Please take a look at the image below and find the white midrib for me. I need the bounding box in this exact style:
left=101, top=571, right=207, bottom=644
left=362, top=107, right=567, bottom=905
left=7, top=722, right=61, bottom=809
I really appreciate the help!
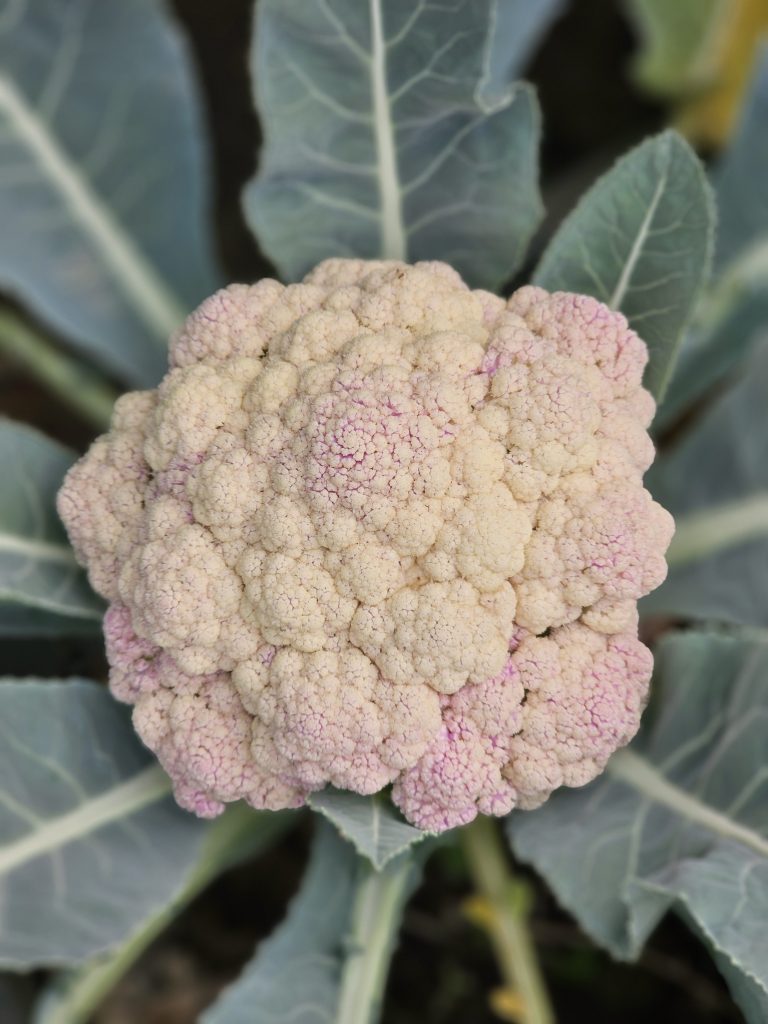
left=0, top=75, right=186, bottom=340
left=667, top=493, right=768, bottom=567
left=0, top=764, right=171, bottom=877
left=608, top=166, right=668, bottom=310
left=369, top=0, right=407, bottom=261
left=0, top=530, right=79, bottom=565
left=608, top=749, right=768, bottom=858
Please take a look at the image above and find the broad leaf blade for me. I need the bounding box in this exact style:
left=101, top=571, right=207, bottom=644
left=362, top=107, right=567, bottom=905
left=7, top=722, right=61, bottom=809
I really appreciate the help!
left=534, top=130, right=714, bottom=399
left=712, top=47, right=768, bottom=273
left=203, top=821, right=419, bottom=1024
left=309, top=788, right=426, bottom=869
left=0, top=420, right=103, bottom=628
left=0, top=679, right=207, bottom=968
left=0, top=0, right=220, bottom=386
left=246, top=0, right=545, bottom=290
left=508, top=630, right=768, bottom=1017
left=658, top=50, right=768, bottom=427
left=35, top=806, right=294, bottom=1024
left=645, top=339, right=768, bottom=627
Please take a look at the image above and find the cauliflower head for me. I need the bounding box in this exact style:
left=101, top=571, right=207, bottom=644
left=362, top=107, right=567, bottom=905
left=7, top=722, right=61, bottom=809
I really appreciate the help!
left=57, top=259, right=673, bottom=832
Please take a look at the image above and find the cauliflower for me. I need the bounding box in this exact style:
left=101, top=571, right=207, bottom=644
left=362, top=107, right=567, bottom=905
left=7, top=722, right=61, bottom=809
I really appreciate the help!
left=57, top=259, right=674, bottom=832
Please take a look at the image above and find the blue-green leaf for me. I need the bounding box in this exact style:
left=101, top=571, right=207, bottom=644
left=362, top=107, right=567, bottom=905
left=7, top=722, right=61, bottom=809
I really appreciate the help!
left=0, top=420, right=103, bottom=629
left=246, top=0, right=546, bottom=290
left=309, top=788, right=426, bottom=869
left=508, top=630, right=768, bottom=1023
left=34, top=806, right=294, bottom=1024
left=645, top=339, right=768, bottom=627
left=203, top=821, right=420, bottom=1024
left=712, top=47, right=768, bottom=274
left=0, top=679, right=207, bottom=968
left=534, top=130, right=714, bottom=399
left=0, top=0, right=221, bottom=386
left=658, top=49, right=768, bottom=427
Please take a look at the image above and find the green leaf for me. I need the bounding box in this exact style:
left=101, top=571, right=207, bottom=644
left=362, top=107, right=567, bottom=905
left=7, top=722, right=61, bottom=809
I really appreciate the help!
left=712, top=47, right=768, bottom=273
left=0, top=420, right=104, bottom=629
left=309, top=788, right=426, bottom=869
left=203, top=820, right=420, bottom=1024
left=0, top=678, right=208, bottom=968
left=623, top=0, right=728, bottom=97
left=533, top=130, right=715, bottom=399
left=0, top=0, right=221, bottom=386
left=34, top=806, right=294, bottom=1024
left=246, top=0, right=546, bottom=290
left=645, top=339, right=768, bottom=627
left=658, top=49, right=768, bottom=428
left=508, top=630, right=768, bottom=1021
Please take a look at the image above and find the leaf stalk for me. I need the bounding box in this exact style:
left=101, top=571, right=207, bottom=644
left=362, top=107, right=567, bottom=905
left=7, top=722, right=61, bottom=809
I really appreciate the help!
left=461, top=815, right=555, bottom=1024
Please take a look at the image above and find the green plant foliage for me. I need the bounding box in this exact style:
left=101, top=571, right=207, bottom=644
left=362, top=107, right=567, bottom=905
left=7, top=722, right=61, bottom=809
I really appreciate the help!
left=34, top=806, right=294, bottom=1024
left=713, top=47, right=768, bottom=271
left=203, top=820, right=420, bottom=1024
left=659, top=50, right=768, bottom=428
left=0, top=679, right=208, bottom=968
left=623, top=0, right=728, bottom=97
left=645, top=339, right=768, bottom=627
left=534, top=130, right=715, bottom=399
left=0, top=420, right=103, bottom=630
left=308, top=788, right=427, bottom=869
left=245, top=0, right=552, bottom=289
left=0, top=0, right=221, bottom=386
left=508, top=630, right=768, bottom=1022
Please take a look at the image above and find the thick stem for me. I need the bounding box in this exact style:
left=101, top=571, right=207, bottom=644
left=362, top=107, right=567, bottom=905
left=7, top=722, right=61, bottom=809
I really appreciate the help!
left=0, top=310, right=117, bottom=431
left=336, top=853, right=415, bottom=1024
left=461, top=815, right=555, bottom=1024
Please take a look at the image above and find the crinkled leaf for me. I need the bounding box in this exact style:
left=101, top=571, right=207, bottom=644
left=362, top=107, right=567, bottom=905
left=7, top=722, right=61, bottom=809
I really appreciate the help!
left=534, top=130, right=714, bottom=399
left=309, top=788, right=426, bottom=869
left=623, top=0, right=728, bottom=97
left=0, top=420, right=104, bottom=629
left=0, top=0, right=220, bottom=386
left=203, top=820, right=419, bottom=1024
left=246, top=0, right=545, bottom=290
left=0, top=678, right=207, bottom=968
left=508, top=630, right=768, bottom=1019
left=645, top=339, right=768, bottom=627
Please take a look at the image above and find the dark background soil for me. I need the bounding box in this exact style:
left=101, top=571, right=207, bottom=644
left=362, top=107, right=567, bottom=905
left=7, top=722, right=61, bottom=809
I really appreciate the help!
left=0, top=1, right=742, bottom=1021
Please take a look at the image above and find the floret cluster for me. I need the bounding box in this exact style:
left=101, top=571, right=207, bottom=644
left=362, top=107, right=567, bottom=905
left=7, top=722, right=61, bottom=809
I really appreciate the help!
left=58, top=259, right=673, bottom=831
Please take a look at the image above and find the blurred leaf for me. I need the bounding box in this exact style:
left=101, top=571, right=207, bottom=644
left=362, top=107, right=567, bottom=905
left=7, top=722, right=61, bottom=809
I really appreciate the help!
left=0, top=420, right=104, bottom=629
left=0, top=0, right=221, bottom=386
left=0, top=678, right=208, bottom=968
left=34, top=806, right=294, bottom=1024
left=624, top=0, right=728, bottom=96
left=657, top=52, right=768, bottom=428
left=645, top=339, right=768, bottom=627
left=624, top=0, right=768, bottom=148
left=246, top=0, right=547, bottom=289
left=309, top=788, right=426, bottom=869
left=534, top=131, right=714, bottom=399
left=713, top=47, right=768, bottom=272
left=0, top=602, right=99, bottom=637
left=203, top=820, right=420, bottom=1024
left=508, top=630, right=768, bottom=1023
left=674, top=0, right=768, bottom=148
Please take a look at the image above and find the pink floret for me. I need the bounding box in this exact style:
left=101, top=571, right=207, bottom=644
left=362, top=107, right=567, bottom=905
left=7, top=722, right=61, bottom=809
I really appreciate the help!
left=56, top=258, right=672, bottom=834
